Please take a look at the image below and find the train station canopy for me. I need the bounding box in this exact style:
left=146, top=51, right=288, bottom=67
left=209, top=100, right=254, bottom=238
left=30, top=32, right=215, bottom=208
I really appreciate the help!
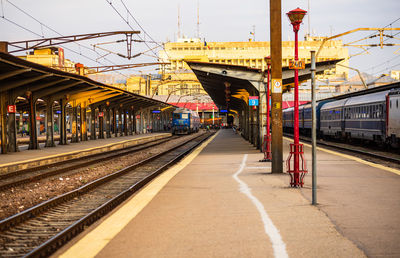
left=186, top=60, right=341, bottom=111
left=0, top=52, right=172, bottom=111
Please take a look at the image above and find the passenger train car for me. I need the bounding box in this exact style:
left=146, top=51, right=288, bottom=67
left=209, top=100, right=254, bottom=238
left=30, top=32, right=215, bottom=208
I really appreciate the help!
left=172, top=108, right=200, bottom=135
left=283, top=88, right=400, bottom=148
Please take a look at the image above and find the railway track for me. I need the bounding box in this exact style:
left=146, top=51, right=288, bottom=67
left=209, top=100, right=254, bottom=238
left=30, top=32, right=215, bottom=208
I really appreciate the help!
left=0, top=136, right=178, bottom=191
left=284, top=133, right=400, bottom=164
left=0, top=132, right=214, bottom=257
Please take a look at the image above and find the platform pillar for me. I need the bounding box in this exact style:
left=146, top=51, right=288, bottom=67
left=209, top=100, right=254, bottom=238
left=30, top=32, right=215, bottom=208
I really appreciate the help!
left=59, top=98, right=68, bottom=145
left=6, top=93, right=18, bottom=152
left=70, top=101, right=78, bottom=143
left=0, top=92, right=8, bottom=154
left=123, top=109, right=128, bottom=136
left=90, top=105, right=96, bottom=140
left=106, top=107, right=112, bottom=138
left=270, top=0, right=283, bottom=173
left=80, top=103, right=87, bottom=141
left=27, top=92, right=39, bottom=150
left=112, top=108, right=117, bottom=137
left=118, top=108, right=123, bottom=136
left=45, top=98, right=55, bottom=147
left=98, top=106, right=104, bottom=139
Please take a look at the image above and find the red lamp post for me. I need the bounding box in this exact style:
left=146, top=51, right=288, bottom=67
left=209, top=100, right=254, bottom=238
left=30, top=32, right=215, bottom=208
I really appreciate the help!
left=286, top=8, right=308, bottom=187
left=260, top=56, right=272, bottom=162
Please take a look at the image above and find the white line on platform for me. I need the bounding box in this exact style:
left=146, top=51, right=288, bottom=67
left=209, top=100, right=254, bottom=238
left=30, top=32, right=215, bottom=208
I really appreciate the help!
left=233, top=154, right=288, bottom=258
left=246, top=166, right=271, bottom=169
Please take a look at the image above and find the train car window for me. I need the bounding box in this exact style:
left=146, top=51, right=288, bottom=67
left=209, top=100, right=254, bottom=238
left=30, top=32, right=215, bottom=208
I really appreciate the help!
left=173, top=114, right=180, bottom=119
left=390, top=100, right=392, bottom=109
left=182, top=114, right=189, bottom=119
left=397, top=100, right=399, bottom=108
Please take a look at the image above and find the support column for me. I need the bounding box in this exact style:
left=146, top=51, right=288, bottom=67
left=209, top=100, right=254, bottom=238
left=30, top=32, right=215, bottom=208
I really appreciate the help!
left=59, top=98, right=68, bottom=145
left=133, top=110, right=137, bottom=134
left=99, top=106, right=104, bottom=139
left=71, top=102, right=79, bottom=143
left=90, top=106, right=96, bottom=140
left=81, top=103, right=88, bottom=141
left=119, top=108, right=123, bottom=136
left=0, top=92, right=8, bottom=154
left=113, top=108, right=118, bottom=137
left=245, top=105, right=250, bottom=141
left=27, top=92, right=38, bottom=150
left=270, top=0, right=283, bottom=173
left=45, top=98, right=55, bottom=147
left=7, top=93, right=18, bottom=152
left=106, top=107, right=112, bottom=138
left=259, top=81, right=267, bottom=152
left=123, top=109, right=128, bottom=136
left=129, top=108, right=133, bottom=135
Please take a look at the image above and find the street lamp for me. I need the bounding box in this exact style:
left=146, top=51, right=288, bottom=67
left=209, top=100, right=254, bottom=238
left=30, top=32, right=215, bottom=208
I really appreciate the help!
left=286, top=7, right=307, bottom=187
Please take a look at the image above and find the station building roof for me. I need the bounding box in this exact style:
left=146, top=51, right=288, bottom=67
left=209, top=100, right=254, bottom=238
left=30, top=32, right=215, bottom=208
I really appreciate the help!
left=186, top=60, right=341, bottom=112
left=0, top=52, right=172, bottom=111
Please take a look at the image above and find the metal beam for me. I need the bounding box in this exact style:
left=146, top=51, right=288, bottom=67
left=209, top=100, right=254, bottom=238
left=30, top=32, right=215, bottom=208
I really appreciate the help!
left=0, top=74, right=52, bottom=92
left=35, top=81, right=84, bottom=98
left=8, top=31, right=140, bottom=54
left=0, top=68, right=31, bottom=80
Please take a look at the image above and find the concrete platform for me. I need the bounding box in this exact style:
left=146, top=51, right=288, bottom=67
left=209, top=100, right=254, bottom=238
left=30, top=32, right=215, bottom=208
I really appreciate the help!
left=54, top=129, right=400, bottom=258
left=0, top=133, right=171, bottom=174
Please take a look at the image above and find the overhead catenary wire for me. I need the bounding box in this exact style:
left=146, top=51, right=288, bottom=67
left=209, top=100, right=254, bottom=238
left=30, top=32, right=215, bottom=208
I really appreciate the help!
left=2, top=0, right=132, bottom=77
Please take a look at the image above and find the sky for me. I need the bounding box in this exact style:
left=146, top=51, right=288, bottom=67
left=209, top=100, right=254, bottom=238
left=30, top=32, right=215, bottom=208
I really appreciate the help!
left=0, top=0, right=399, bottom=78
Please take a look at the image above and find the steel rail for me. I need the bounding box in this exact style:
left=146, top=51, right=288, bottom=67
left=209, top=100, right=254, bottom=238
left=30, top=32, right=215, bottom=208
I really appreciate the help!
left=0, top=132, right=214, bottom=257
left=284, top=133, right=400, bottom=164
left=0, top=136, right=176, bottom=191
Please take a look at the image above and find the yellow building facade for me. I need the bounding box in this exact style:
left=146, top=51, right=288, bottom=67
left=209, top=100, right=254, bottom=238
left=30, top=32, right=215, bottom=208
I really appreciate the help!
left=159, top=36, right=349, bottom=79
left=152, top=36, right=349, bottom=97
left=19, top=47, right=77, bottom=73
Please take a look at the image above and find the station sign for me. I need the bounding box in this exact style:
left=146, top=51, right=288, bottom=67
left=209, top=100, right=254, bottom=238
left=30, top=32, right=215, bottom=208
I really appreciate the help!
left=152, top=110, right=161, bottom=114
left=98, top=112, right=104, bottom=117
left=249, top=96, right=259, bottom=106
left=289, top=60, right=305, bottom=70
left=219, top=109, right=228, bottom=113
left=7, top=105, right=16, bottom=113
left=271, top=79, right=282, bottom=93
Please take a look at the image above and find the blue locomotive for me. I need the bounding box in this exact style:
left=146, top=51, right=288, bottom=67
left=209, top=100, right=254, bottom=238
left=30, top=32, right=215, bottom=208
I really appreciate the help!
left=172, top=108, right=200, bottom=135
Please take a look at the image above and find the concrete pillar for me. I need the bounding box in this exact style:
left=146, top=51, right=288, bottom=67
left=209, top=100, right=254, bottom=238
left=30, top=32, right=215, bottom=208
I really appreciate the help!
left=128, top=108, right=133, bottom=135
left=133, top=110, right=137, bottom=134
left=27, top=93, right=39, bottom=150
left=123, top=109, right=128, bottom=136
left=0, top=92, right=8, bottom=154
left=59, top=98, right=68, bottom=145
left=99, top=106, right=104, bottom=139
left=106, top=107, right=112, bottom=138
left=71, top=102, right=79, bottom=143
left=90, top=106, right=96, bottom=140
left=7, top=94, right=18, bottom=152
left=81, top=103, right=88, bottom=141
left=118, top=109, right=123, bottom=136
left=45, top=98, right=55, bottom=147
left=113, top=108, right=118, bottom=137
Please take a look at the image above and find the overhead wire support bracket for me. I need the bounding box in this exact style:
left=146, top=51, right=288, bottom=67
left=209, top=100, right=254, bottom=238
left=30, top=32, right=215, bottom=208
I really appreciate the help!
left=84, top=62, right=169, bottom=75
left=7, top=31, right=140, bottom=54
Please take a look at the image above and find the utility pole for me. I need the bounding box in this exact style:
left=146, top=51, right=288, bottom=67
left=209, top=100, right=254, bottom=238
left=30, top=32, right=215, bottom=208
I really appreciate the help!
left=270, top=0, right=283, bottom=173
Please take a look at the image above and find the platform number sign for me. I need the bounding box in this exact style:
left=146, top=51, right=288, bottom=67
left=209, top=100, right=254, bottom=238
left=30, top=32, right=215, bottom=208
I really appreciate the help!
left=289, top=60, right=305, bottom=70
left=7, top=105, right=16, bottom=113
left=249, top=96, right=259, bottom=106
